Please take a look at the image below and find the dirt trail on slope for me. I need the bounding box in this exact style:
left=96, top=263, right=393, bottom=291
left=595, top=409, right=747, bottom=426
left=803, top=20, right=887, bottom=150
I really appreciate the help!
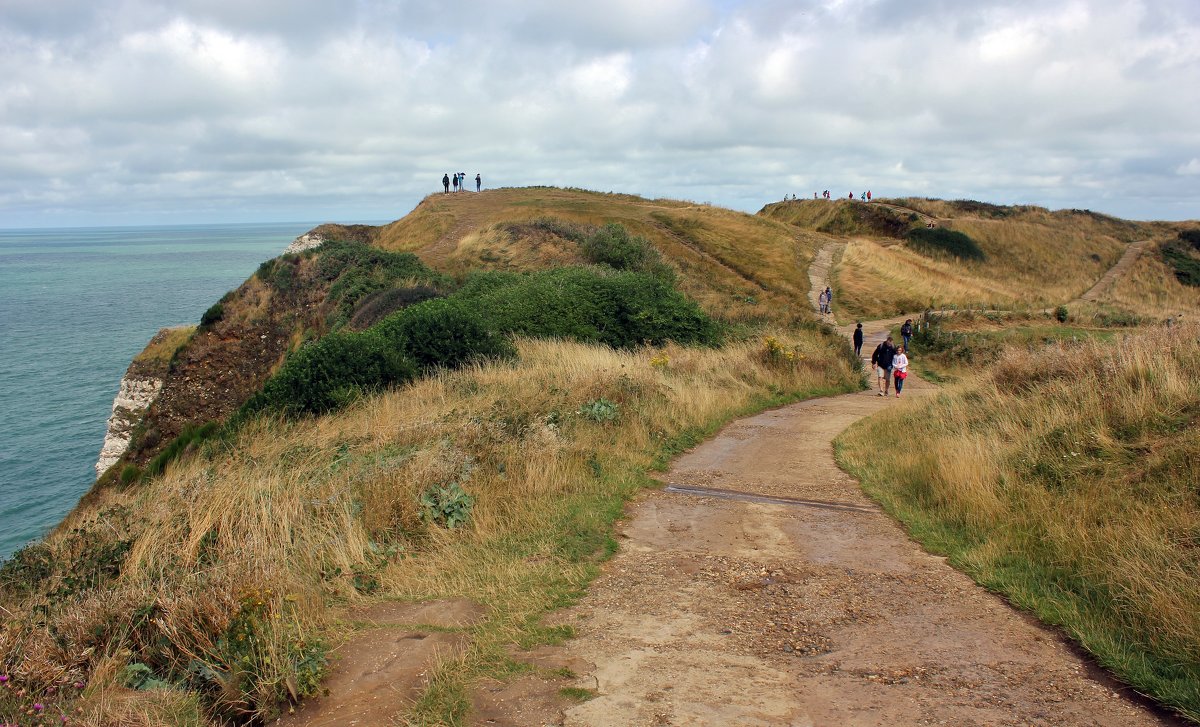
left=523, top=322, right=1177, bottom=727
left=1075, top=239, right=1150, bottom=305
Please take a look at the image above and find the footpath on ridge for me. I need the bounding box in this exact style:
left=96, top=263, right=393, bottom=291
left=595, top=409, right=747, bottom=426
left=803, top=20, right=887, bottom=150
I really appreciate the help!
left=513, top=247, right=1176, bottom=726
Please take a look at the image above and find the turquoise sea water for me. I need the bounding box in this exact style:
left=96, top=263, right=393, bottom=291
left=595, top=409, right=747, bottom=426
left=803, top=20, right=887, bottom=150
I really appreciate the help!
left=0, top=222, right=322, bottom=561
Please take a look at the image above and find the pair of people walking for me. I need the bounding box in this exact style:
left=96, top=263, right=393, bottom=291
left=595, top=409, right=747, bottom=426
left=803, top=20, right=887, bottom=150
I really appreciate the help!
left=870, top=335, right=909, bottom=398
left=818, top=286, right=833, bottom=315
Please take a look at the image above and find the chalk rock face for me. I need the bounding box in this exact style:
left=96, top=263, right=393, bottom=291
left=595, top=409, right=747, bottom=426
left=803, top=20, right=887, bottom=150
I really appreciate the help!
left=95, top=376, right=163, bottom=477
left=284, top=232, right=326, bottom=255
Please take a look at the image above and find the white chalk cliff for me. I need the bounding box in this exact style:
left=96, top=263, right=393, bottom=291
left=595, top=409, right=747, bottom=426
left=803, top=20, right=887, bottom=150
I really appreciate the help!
left=95, top=376, right=162, bottom=477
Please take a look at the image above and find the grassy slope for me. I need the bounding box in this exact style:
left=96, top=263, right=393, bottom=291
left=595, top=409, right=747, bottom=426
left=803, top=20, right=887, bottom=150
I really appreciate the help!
left=836, top=325, right=1200, bottom=721
left=381, top=187, right=826, bottom=326
left=0, top=189, right=862, bottom=725
left=760, top=199, right=1160, bottom=319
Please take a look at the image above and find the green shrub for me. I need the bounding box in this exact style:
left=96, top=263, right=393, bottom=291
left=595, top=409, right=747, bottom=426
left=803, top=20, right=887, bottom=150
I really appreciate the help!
left=579, top=398, right=620, bottom=423
left=348, top=285, right=440, bottom=330
left=905, top=227, right=986, bottom=261
left=199, top=302, right=224, bottom=328
left=580, top=223, right=675, bottom=283
left=455, top=268, right=720, bottom=349
left=244, top=331, right=417, bottom=417
left=120, top=463, right=143, bottom=485
left=1161, top=237, right=1200, bottom=287
left=1054, top=305, right=1069, bottom=323
left=419, top=482, right=475, bottom=529
left=144, top=422, right=221, bottom=479
left=374, top=299, right=515, bottom=372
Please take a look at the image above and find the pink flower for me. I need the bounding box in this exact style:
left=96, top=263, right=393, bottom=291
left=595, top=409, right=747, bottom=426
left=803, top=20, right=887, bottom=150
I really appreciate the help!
left=0, top=674, right=8, bottom=682
left=34, top=702, right=45, bottom=710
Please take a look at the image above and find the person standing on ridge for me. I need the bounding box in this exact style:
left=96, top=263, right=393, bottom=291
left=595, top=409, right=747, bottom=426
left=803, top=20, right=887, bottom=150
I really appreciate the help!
left=900, top=319, right=913, bottom=350
left=452, top=173, right=459, bottom=192
left=867, top=190, right=872, bottom=202
left=870, top=336, right=897, bottom=396
left=853, top=323, right=864, bottom=358
left=442, top=173, right=450, bottom=193
left=475, top=173, right=481, bottom=192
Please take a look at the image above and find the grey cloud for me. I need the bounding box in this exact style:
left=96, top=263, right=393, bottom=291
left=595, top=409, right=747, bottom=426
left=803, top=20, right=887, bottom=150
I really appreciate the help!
left=0, top=0, right=1198, bottom=227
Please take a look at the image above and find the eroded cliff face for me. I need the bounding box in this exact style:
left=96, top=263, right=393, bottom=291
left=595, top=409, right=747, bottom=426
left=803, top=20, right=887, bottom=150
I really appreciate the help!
left=93, top=325, right=192, bottom=478
left=95, top=374, right=162, bottom=477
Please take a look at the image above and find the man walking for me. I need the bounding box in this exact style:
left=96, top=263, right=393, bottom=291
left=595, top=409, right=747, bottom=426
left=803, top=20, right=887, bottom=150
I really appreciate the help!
left=870, top=336, right=897, bottom=396
left=853, top=323, right=864, bottom=358
left=900, top=319, right=913, bottom=350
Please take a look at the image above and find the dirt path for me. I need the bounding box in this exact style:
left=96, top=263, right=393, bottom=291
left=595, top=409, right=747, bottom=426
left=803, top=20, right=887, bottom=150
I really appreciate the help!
left=1075, top=239, right=1150, bottom=305
left=533, top=322, right=1176, bottom=727
left=807, top=242, right=844, bottom=319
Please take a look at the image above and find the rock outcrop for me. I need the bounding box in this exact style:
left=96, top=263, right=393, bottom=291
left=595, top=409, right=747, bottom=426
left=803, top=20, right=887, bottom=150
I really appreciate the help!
left=95, top=375, right=162, bottom=477
left=284, top=232, right=326, bottom=255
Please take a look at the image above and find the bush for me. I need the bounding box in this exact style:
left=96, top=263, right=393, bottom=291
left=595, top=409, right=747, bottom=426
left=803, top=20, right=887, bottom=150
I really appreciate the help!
left=199, top=302, right=224, bottom=328
left=580, top=223, right=675, bottom=283
left=905, top=227, right=986, bottom=261
left=1054, top=305, right=1069, bottom=323
left=419, top=482, right=475, bottom=529
left=1161, top=238, right=1200, bottom=287
left=244, top=331, right=417, bottom=417
left=348, top=285, right=441, bottom=330
left=455, top=268, right=720, bottom=349
left=375, top=299, right=515, bottom=372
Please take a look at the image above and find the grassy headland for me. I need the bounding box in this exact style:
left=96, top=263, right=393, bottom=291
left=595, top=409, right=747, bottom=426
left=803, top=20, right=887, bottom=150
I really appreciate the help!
left=0, top=188, right=860, bottom=725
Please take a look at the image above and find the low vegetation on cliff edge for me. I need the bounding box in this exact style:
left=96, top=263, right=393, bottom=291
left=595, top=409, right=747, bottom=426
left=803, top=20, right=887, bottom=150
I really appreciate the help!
left=1, top=190, right=860, bottom=725
left=835, top=324, right=1200, bottom=721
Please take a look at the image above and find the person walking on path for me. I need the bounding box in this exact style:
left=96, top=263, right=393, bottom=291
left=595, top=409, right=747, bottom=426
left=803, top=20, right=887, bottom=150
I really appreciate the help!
left=475, top=173, right=481, bottom=191
left=870, top=336, right=897, bottom=396
left=853, top=323, right=864, bottom=358
left=893, top=346, right=909, bottom=398
left=818, top=289, right=828, bottom=315
left=443, top=173, right=450, bottom=193
left=900, top=319, right=913, bottom=350
left=824, top=286, right=833, bottom=315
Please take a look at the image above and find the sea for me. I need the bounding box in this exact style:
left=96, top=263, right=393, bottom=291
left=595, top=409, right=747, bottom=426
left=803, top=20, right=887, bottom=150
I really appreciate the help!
left=0, top=222, right=332, bottom=562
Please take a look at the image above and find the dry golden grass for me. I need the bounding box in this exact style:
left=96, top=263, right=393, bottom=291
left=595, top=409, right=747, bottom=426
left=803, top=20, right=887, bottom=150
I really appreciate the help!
left=374, top=187, right=821, bottom=326
left=132, top=326, right=195, bottom=367
left=1106, top=240, right=1200, bottom=319
left=800, top=198, right=1161, bottom=319
left=834, top=238, right=1021, bottom=317
left=837, top=324, right=1200, bottom=720
left=2, top=332, right=859, bottom=725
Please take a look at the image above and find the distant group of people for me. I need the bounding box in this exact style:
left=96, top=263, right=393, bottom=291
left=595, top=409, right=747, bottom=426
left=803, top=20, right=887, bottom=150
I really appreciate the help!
left=443, top=172, right=481, bottom=193
left=787, top=190, right=873, bottom=202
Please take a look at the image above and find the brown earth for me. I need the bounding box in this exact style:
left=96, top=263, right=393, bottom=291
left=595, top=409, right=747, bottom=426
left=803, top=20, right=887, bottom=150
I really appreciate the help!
left=477, top=322, right=1183, bottom=726
left=275, top=599, right=486, bottom=726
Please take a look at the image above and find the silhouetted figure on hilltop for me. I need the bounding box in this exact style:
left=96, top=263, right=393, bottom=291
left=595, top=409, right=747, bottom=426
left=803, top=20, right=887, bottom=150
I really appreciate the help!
left=475, top=173, right=481, bottom=191
left=443, top=174, right=450, bottom=193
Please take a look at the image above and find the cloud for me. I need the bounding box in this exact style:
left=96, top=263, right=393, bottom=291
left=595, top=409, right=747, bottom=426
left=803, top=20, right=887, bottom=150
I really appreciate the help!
left=0, top=0, right=1198, bottom=226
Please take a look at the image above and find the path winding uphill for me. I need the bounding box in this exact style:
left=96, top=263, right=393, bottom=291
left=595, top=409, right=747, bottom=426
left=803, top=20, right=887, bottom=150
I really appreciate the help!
left=1076, top=239, right=1150, bottom=305
left=538, top=323, right=1175, bottom=725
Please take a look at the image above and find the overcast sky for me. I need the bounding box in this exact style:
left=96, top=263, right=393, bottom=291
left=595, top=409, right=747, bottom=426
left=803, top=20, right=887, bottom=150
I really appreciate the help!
left=1, top=0, right=1198, bottom=228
